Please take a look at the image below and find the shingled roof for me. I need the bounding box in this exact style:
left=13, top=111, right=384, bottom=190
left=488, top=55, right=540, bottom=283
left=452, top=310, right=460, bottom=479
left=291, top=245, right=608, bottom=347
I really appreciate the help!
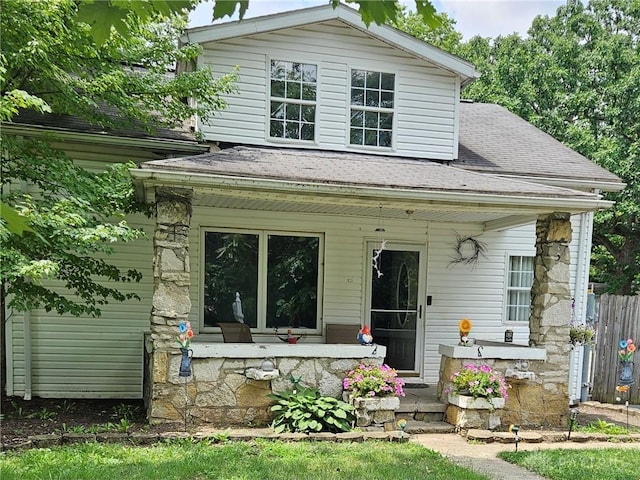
left=139, top=145, right=599, bottom=201
left=456, top=102, right=623, bottom=191
left=9, top=109, right=197, bottom=143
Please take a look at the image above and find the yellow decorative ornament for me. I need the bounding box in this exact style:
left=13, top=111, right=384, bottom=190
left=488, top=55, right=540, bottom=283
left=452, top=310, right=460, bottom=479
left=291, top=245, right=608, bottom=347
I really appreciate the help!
left=459, top=318, right=472, bottom=333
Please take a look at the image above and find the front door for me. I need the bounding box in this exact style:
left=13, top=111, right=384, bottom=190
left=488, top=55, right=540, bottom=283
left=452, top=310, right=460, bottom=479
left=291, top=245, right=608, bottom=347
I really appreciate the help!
left=366, top=243, right=425, bottom=377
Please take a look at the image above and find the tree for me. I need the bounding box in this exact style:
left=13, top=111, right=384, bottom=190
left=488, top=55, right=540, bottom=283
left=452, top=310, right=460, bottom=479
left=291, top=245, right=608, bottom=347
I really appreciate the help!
left=0, top=0, right=237, bottom=316
left=468, top=0, right=639, bottom=294
left=74, top=0, right=441, bottom=47
left=396, top=1, right=640, bottom=294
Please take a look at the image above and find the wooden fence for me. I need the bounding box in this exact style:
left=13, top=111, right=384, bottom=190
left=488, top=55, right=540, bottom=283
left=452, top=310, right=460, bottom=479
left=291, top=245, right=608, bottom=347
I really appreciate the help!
left=591, top=294, right=640, bottom=404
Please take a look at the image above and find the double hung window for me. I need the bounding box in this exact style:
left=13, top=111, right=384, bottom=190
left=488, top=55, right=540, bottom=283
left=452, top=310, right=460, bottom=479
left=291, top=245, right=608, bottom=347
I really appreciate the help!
left=350, top=69, right=395, bottom=148
left=505, top=255, right=534, bottom=322
left=269, top=60, right=317, bottom=141
left=203, top=229, right=322, bottom=331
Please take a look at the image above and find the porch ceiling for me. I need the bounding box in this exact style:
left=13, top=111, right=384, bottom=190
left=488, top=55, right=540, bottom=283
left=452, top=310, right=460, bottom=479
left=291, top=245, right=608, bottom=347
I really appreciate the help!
left=191, top=190, right=528, bottom=225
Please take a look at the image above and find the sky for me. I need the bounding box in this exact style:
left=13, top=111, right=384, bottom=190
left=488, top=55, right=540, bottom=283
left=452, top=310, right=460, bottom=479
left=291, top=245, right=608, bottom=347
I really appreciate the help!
left=189, top=0, right=567, bottom=39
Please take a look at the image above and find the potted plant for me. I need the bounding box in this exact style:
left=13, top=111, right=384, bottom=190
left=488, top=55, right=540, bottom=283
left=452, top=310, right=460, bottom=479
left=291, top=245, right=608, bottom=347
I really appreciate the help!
left=447, top=363, right=509, bottom=411
left=342, top=363, right=405, bottom=427
left=570, top=324, right=595, bottom=346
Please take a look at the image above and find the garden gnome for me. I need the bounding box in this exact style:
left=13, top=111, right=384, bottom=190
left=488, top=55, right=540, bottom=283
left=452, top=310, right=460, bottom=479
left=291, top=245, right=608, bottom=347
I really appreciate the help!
left=358, top=325, right=373, bottom=345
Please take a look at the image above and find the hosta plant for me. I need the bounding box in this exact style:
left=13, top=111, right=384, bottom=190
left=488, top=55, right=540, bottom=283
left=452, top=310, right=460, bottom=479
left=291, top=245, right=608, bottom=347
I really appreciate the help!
left=268, top=377, right=354, bottom=433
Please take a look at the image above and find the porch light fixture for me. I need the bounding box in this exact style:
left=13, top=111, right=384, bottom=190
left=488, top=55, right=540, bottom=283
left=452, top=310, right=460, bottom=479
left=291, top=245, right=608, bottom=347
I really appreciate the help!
left=372, top=204, right=387, bottom=278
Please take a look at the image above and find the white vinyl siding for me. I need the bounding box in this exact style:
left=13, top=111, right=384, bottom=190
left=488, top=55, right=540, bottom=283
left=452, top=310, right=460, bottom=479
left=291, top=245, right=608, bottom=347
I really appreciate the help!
left=199, top=20, right=457, bottom=160
left=5, top=146, right=158, bottom=399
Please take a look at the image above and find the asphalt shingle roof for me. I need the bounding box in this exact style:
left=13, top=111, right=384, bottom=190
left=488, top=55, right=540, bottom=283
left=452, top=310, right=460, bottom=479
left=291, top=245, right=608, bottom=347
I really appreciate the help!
left=141, top=146, right=596, bottom=200
left=456, top=102, right=622, bottom=187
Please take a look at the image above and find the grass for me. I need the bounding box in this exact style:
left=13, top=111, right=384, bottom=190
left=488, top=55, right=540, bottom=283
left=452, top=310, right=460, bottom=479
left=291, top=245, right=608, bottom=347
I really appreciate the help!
left=499, top=448, right=638, bottom=480
left=575, top=418, right=639, bottom=435
left=0, top=440, right=489, bottom=480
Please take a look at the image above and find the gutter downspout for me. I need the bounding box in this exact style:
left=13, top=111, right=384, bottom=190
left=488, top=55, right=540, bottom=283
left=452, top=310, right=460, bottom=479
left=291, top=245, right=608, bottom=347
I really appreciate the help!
left=573, top=213, right=589, bottom=324
left=24, top=308, right=32, bottom=400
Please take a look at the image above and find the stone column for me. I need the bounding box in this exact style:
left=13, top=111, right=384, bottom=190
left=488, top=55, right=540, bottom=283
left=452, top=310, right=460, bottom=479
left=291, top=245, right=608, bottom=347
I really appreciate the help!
left=147, top=187, right=193, bottom=423
left=528, top=212, right=572, bottom=425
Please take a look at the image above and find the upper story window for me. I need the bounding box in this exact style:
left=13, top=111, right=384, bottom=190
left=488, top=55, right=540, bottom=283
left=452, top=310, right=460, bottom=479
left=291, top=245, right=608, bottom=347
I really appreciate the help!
left=203, top=229, right=323, bottom=332
left=269, top=60, right=317, bottom=141
left=350, top=69, right=395, bottom=148
left=505, top=255, right=534, bottom=322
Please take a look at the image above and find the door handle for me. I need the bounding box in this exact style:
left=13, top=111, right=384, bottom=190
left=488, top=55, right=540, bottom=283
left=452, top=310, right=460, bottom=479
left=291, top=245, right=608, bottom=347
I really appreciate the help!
left=418, top=305, right=422, bottom=319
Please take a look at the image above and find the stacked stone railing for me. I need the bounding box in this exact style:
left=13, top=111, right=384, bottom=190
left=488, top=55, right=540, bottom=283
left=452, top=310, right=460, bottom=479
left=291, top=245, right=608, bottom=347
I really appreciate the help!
left=146, top=342, right=386, bottom=427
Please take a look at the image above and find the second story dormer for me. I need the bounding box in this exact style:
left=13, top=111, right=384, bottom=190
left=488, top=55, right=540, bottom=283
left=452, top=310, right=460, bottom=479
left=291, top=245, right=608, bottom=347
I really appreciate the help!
left=184, top=4, right=478, bottom=161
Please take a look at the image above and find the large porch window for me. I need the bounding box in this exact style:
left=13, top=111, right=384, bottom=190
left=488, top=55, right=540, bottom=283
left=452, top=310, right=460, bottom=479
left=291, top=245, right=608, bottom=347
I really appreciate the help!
left=203, top=229, right=323, bottom=332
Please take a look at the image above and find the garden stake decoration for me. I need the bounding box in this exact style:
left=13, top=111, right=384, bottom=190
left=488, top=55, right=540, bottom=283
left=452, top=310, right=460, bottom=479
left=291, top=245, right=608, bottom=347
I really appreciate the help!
left=616, top=337, right=635, bottom=432
left=459, top=318, right=472, bottom=346
left=617, top=338, right=635, bottom=386
left=509, top=424, right=520, bottom=452
left=567, top=408, right=579, bottom=440
left=177, top=321, right=194, bottom=431
left=397, top=418, right=407, bottom=441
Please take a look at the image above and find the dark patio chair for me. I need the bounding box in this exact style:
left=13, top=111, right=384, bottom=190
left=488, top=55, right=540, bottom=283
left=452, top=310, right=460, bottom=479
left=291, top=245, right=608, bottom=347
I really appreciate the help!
left=217, top=322, right=254, bottom=343
left=325, top=323, right=360, bottom=344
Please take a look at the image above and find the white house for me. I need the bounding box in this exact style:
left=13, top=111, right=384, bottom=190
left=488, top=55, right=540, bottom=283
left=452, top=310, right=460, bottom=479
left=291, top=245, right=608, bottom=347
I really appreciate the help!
left=4, top=4, right=623, bottom=425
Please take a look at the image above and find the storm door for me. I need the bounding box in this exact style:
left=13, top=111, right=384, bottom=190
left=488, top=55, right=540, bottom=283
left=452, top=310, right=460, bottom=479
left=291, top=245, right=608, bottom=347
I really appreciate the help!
left=366, top=243, right=425, bottom=376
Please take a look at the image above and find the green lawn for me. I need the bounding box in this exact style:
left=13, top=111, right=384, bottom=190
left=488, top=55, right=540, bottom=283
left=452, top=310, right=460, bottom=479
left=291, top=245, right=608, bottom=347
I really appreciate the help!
left=0, top=440, right=489, bottom=480
left=499, top=448, right=638, bottom=480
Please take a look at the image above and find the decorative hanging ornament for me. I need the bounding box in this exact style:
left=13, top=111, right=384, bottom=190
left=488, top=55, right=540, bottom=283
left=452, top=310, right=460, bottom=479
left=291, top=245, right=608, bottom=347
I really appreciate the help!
left=372, top=204, right=386, bottom=278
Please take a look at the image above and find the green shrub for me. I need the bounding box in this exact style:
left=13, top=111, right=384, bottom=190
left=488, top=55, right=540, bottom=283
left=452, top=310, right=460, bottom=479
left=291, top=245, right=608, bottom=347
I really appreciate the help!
left=268, top=378, right=354, bottom=434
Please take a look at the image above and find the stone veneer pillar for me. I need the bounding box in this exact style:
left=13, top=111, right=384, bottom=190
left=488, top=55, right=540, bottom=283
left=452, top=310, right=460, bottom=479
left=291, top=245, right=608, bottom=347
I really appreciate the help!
left=147, top=187, right=193, bottom=423
left=527, top=212, right=573, bottom=425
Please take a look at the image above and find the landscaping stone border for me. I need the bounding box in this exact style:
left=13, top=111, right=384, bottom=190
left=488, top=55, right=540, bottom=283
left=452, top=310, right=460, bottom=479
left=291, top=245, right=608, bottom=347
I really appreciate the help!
left=466, top=428, right=640, bottom=444
left=2, top=429, right=412, bottom=452
left=5, top=425, right=640, bottom=452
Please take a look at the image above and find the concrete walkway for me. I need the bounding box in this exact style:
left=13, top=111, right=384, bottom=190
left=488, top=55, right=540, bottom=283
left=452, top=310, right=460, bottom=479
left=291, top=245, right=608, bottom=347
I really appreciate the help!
left=411, top=433, right=640, bottom=480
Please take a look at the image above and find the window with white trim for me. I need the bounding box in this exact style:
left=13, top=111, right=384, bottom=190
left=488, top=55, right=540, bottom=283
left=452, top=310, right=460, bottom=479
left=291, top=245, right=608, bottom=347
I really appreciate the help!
left=506, top=255, right=534, bottom=322
left=269, top=60, right=317, bottom=141
left=203, top=229, right=322, bottom=331
left=349, top=69, right=394, bottom=147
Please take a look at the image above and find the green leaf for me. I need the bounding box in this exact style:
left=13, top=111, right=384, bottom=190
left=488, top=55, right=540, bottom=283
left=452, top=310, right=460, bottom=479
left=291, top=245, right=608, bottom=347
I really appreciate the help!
left=414, top=0, right=441, bottom=28
left=1, top=202, right=34, bottom=235
left=212, top=0, right=249, bottom=21
left=333, top=409, right=347, bottom=419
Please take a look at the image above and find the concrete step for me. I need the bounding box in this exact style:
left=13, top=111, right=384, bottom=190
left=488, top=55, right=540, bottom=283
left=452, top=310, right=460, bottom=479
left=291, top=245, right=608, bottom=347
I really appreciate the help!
left=403, top=420, right=455, bottom=434
left=397, top=399, right=447, bottom=422
left=397, top=400, right=447, bottom=414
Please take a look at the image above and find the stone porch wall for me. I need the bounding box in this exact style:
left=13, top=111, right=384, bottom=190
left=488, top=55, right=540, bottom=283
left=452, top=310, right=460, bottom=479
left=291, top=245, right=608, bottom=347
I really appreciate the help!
left=439, top=356, right=564, bottom=427
left=437, top=212, right=574, bottom=428
left=147, top=347, right=384, bottom=427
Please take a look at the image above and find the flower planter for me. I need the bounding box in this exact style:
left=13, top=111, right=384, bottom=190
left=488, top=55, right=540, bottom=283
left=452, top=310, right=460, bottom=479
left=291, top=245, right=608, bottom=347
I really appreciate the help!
left=344, top=394, right=400, bottom=429
left=446, top=394, right=504, bottom=431
left=447, top=394, right=505, bottom=410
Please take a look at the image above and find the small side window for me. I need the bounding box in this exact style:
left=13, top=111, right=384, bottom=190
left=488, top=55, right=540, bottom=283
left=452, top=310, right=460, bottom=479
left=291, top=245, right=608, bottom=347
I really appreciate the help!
left=506, top=256, right=534, bottom=322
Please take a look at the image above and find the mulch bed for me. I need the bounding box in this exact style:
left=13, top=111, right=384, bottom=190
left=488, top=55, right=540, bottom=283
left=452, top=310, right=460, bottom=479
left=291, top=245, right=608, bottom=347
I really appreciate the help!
left=1, top=394, right=176, bottom=450
left=2, top=394, right=639, bottom=451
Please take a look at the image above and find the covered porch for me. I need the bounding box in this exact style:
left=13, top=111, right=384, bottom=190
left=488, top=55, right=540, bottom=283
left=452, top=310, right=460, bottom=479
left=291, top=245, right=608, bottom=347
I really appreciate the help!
left=132, top=146, right=611, bottom=427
